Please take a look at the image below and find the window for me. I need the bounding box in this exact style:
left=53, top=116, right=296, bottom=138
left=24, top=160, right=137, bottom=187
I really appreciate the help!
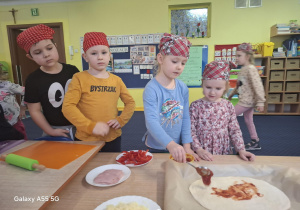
left=169, top=3, right=211, bottom=38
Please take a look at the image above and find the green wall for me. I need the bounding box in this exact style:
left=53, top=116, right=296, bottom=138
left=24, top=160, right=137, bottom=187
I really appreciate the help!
left=0, top=0, right=299, bottom=109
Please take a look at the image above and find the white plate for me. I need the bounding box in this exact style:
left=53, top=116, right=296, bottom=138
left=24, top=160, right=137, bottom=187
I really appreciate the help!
left=85, top=164, right=131, bottom=187
left=116, top=150, right=153, bottom=167
left=95, top=195, right=161, bottom=210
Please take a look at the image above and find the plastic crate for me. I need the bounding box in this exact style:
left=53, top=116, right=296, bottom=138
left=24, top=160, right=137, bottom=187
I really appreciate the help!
left=258, top=42, right=274, bottom=57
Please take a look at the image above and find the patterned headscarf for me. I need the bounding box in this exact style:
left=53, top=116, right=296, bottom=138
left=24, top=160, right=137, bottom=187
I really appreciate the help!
left=17, top=24, right=55, bottom=53
left=83, top=32, right=109, bottom=52
left=238, top=43, right=253, bottom=53
left=202, top=61, right=237, bottom=81
left=159, top=33, right=192, bottom=58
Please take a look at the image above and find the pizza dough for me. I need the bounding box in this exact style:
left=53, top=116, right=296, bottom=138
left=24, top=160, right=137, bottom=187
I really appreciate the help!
left=106, top=202, right=148, bottom=210
left=189, top=177, right=290, bottom=210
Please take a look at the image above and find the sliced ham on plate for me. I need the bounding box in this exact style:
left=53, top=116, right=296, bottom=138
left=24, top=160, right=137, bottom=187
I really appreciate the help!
left=93, top=169, right=124, bottom=185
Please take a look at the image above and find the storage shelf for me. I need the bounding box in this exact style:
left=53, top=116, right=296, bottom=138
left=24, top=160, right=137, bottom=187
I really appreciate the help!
left=270, top=33, right=300, bottom=37
left=270, top=25, right=300, bottom=37
left=263, top=56, right=300, bottom=115
left=286, top=68, right=300, bottom=70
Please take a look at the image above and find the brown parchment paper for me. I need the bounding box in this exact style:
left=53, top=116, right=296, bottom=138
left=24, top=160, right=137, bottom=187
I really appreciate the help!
left=164, top=160, right=300, bottom=210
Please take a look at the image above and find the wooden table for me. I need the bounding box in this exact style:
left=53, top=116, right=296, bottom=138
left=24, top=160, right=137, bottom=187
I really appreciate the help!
left=0, top=140, right=105, bottom=210
left=45, top=153, right=300, bottom=210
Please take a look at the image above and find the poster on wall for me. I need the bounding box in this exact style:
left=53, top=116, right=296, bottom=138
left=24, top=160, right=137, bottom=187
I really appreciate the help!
left=177, top=45, right=207, bottom=87
left=114, top=59, right=132, bottom=73
left=130, top=45, right=156, bottom=64
left=214, top=44, right=239, bottom=64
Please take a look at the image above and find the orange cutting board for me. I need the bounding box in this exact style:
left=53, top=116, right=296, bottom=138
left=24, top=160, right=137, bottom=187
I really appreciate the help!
left=12, top=141, right=96, bottom=169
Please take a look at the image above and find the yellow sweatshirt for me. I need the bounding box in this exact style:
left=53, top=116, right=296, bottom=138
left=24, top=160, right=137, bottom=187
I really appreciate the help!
left=62, top=71, right=135, bottom=141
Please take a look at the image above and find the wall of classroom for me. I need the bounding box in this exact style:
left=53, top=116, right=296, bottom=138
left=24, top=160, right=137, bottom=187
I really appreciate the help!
left=1, top=0, right=300, bottom=110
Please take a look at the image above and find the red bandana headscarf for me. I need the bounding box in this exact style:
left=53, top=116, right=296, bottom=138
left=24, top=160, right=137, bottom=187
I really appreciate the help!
left=159, top=33, right=192, bottom=58
left=17, top=24, right=55, bottom=53
left=83, top=32, right=109, bottom=52
left=238, top=43, right=253, bottom=53
left=203, top=61, right=237, bottom=81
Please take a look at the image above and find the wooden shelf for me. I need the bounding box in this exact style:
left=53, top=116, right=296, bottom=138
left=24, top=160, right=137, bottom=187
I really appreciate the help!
left=266, top=113, right=299, bottom=115
left=271, top=33, right=300, bottom=37
left=270, top=25, right=300, bottom=37
left=270, top=69, right=285, bottom=71
left=286, top=68, right=300, bottom=70
left=263, top=56, right=300, bottom=115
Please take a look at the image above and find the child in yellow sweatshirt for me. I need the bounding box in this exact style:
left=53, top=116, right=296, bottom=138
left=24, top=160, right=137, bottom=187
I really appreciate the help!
left=62, top=32, right=135, bottom=152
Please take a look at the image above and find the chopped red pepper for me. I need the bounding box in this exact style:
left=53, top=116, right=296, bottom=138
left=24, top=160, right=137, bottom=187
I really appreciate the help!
left=117, top=150, right=152, bottom=165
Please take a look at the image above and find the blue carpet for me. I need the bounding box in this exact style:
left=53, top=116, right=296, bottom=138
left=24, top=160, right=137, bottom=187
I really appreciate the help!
left=237, top=115, right=300, bottom=156
left=23, top=112, right=300, bottom=156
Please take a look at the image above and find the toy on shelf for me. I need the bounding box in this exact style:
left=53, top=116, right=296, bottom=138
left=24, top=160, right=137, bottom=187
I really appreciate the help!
left=256, top=66, right=265, bottom=76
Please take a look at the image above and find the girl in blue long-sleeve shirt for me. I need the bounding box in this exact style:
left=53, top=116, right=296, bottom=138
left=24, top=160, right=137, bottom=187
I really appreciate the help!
left=142, top=33, right=200, bottom=163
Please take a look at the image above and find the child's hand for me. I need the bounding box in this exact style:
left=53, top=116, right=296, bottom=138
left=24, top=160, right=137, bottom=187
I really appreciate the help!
left=93, top=122, right=110, bottom=136
left=256, top=106, right=264, bottom=112
left=19, top=105, right=27, bottom=120
left=196, top=148, right=213, bottom=161
left=167, top=141, right=186, bottom=163
left=184, top=147, right=201, bottom=162
left=238, top=150, right=255, bottom=161
left=51, top=128, right=69, bottom=137
left=107, top=119, right=121, bottom=129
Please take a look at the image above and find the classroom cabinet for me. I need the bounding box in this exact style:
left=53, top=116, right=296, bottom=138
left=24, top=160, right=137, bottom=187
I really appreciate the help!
left=262, top=57, right=300, bottom=115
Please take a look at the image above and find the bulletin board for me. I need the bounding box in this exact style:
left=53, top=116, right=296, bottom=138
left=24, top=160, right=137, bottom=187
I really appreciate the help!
left=214, top=44, right=239, bottom=65
left=81, top=44, right=159, bottom=88
left=81, top=42, right=208, bottom=88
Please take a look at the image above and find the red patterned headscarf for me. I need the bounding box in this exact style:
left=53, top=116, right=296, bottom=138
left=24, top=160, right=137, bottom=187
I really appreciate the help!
left=238, top=43, right=253, bottom=53
left=159, top=33, right=192, bottom=58
left=17, top=24, right=55, bottom=53
left=203, top=61, right=237, bottom=81
left=83, top=32, right=109, bottom=52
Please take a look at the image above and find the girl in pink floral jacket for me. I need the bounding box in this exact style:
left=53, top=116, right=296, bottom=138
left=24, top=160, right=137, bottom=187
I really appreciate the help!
left=189, top=61, right=255, bottom=161
left=0, top=68, right=27, bottom=139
